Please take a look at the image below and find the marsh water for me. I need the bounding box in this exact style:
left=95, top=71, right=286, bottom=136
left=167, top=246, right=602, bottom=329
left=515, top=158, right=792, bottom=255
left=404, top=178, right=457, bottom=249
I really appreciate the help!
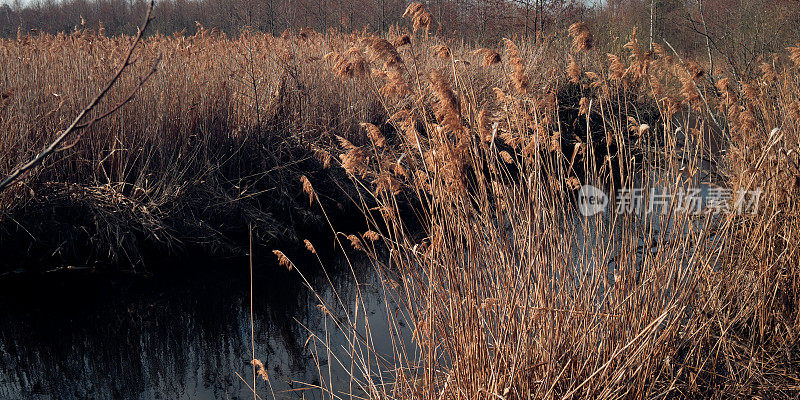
left=0, top=255, right=402, bottom=400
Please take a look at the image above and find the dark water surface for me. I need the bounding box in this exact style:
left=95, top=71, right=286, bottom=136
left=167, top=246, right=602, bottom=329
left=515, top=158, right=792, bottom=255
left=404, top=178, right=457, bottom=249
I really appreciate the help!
left=0, top=255, right=399, bottom=399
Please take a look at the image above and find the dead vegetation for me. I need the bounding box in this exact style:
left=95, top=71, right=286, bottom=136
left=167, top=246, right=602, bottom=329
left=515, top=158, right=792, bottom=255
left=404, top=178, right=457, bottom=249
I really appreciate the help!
left=1, top=3, right=800, bottom=397
left=270, top=7, right=799, bottom=400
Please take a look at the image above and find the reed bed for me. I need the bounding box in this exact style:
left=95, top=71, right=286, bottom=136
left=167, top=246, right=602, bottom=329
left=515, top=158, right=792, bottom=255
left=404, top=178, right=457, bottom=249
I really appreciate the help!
left=0, top=26, right=388, bottom=267
left=269, top=9, right=799, bottom=400
left=1, top=4, right=799, bottom=397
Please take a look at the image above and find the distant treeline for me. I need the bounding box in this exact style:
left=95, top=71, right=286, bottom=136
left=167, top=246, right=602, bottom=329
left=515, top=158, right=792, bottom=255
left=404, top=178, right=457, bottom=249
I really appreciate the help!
left=1, top=0, right=799, bottom=75
left=0, top=0, right=590, bottom=43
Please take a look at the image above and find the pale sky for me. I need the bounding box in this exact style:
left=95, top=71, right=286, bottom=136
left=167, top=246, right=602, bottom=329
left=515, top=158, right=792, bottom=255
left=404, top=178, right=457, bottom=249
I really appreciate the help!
left=2, top=0, right=603, bottom=9
left=1, top=0, right=28, bottom=7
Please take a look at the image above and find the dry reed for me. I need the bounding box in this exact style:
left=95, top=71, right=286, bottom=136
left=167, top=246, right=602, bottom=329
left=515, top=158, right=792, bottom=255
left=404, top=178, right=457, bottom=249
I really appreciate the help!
left=1, top=17, right=799, bottom=400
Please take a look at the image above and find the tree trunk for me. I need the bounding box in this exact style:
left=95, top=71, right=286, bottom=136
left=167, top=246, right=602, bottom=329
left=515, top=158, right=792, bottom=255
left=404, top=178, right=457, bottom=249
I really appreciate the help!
left=649, top=0, right=655, bottom=50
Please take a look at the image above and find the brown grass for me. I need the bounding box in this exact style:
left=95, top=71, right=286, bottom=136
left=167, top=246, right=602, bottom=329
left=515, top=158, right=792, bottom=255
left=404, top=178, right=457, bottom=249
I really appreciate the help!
left=283, top=23, right=799, bottom=400
left=1, top=10, right=800, bottom=399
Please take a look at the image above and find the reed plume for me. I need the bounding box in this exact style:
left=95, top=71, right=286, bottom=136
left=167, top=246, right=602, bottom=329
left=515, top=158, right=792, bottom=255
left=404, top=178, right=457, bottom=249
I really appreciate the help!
left=332, top=46, right=367, bottom=78
left=363, top=230, right=380, bottom=242
left=567, top=54, right=581, bottom=84
left=403, top=3, right=432, bottom=33
left=367, top=38, right=404, bottom=70
left=300, top=175, right=315, bottom=206
left=503, top=38, right=529, bottom=94
left=346, top=234, right=364, bottom=251
left=607, top=53, right=626, bottom=81
left=568, top=22, right=593, bottom=52
left=361, top=122, right=386, bottom=147
left=474, top=48, right=501, bottom=67
left=789, top=45, right=800, bottom=68
left=432, top=45, right=451, bottom=59
left=393, top=34, right=411, bottom=48
left=251, top=359, right=270, bottom=381
left=339, top=145, right=368, bottom=177
left=303, top=239, right=316, bottom=254
left=272, top=250, right=293, bottom=271
left=428, top=70, right=462, bottom=133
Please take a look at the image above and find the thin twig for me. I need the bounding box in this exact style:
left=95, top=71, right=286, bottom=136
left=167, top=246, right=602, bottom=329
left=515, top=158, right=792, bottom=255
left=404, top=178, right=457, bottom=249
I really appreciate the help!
left=0, top=0, right=158, bottom=193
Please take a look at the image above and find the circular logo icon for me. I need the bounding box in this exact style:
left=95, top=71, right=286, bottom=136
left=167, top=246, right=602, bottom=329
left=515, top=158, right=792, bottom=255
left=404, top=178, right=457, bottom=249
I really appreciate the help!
left=578, top=185, right=608, bottom=216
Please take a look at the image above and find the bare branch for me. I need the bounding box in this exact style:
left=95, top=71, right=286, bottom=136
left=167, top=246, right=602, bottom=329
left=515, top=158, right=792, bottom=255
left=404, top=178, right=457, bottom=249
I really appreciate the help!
left=72, top=55, right=162, bottom=132
left=0, top=0, right=158, bottom=194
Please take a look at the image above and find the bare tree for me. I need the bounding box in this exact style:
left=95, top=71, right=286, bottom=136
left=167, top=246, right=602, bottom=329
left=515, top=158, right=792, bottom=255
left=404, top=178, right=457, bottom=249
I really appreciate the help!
left=649, top=0, right=655, bottom=49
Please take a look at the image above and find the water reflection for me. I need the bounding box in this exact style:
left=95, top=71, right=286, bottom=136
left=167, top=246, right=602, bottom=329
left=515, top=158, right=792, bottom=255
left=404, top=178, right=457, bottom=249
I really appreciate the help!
left=0, top=254, right=395, bottom=400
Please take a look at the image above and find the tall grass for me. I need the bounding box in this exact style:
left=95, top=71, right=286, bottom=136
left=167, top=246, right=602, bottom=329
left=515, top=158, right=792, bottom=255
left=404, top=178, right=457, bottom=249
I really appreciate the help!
left=0, top=27, right=384, bottom=266
left=1, top=5, right=799, bottom=397
left=275, top=11, right=799, bottom=400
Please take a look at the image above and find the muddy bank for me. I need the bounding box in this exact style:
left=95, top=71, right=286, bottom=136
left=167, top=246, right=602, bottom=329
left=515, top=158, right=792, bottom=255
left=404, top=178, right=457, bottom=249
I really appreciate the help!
left=0, top=147, right=370, bottom=274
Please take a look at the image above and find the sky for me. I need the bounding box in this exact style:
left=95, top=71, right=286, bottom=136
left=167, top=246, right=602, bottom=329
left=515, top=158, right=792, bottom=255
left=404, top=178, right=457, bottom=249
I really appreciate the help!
left=1, top=0, right=29, bottom=7
left=2, top=0, right=604, bottom=9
